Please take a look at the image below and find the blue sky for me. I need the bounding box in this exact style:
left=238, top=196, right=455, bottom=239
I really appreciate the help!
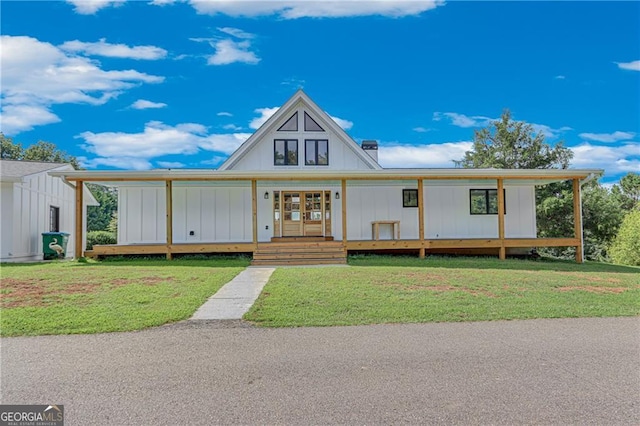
left=1, top=1, right=638, bottom=184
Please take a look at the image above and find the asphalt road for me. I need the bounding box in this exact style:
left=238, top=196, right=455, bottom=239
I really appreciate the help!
left=1, top=317, right=638, bottom=425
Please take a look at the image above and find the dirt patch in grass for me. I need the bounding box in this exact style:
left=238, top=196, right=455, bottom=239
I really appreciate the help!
left=0, top=276, right=173, bottom=308
left=556, top=286, right=630, bottom=294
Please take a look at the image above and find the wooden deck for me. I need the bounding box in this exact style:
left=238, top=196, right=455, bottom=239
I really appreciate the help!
left=85, top=237, right=579, bottom=264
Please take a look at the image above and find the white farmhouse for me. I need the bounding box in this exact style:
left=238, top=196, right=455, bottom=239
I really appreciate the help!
left=51, top=91, right=601, bottom=264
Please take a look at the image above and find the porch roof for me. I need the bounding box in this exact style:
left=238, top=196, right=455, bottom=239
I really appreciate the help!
left=50, top=167, right=602, bottom=186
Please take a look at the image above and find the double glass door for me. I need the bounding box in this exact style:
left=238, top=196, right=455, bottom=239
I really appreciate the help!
left=273, top=191, right=331, bottom=237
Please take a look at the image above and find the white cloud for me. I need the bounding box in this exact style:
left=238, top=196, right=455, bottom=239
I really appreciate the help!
left=222, top=124, right=243, bottom=131
left=0, top=35, right=163, bottom=135
left=413, top=127, right=431, bottom=133
left=67, top=0, right=125, bottom=14
left=571, top=143, right=640, bottom=174
left=150, top=0, right=176, bottom=5
left=530, top=124, right=572, bottom=139
left=157, top=161, right=185, bottom=168
left=616, top=60, right=640, bottom=71
left=131, top=99, right=167, bottom=109
left=217, top=111, right=233, bottom=117
left=378, top=141, right=473, bottom=168
left=188, top=0, right=443, bottom=19
left=330, top=115, right=353, bottom=131
left=249, top=107, right=278, bottom=129
left=218, top=27, right=254, bottom=39
left=554, top=75, right=566, bottom=80
left=0, top=105, right=61, bottom=135
left=578, top=131, right=636, bottom=143
left=76, top=120, right=251, bottom=169
left=207, top=39, right=260, bottom=65
left=433, top=112, right=494, bottom=128
left=60, top=39, right=167, bottom=60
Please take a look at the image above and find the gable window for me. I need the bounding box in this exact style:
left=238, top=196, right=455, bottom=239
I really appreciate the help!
left=277, top=112, right=298, bottom=131
left=470, top=189, right=506, bottom=215
left=305, top=139, right=329, bottom=165
left=49, top=206, right=60, bottom=232
left=274, top=139, right=298, bottom=165
left=403, top=189, right=418, bottom=207
left=304, top=112, right=324, bottom=132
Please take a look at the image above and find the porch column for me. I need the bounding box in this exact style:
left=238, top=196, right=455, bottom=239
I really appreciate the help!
left=251, top=179, right=258, bottom=249
left=75, top=180, right=84, bottom=259
left=418, top=178, right=425, bottom=258
left=497, top=178, right=505, bottom=260
left=165, top=180, right=173, bottom=260
left=573, top=178, right=584, bottom=263
left=341, top=179, right=347, bottom=245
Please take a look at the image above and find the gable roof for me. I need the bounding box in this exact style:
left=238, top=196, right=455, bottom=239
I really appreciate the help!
left=0, top=160, right=72, bottom=182
left=218, top=89, right=382, bottom=171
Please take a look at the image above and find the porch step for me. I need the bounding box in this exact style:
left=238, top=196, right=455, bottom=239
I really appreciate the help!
left=252, top=241, right=347, bottom=266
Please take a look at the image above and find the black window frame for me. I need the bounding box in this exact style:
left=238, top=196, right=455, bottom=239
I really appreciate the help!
left=469, top=189, right=506, bottom=215
left=277, top=111, right=298, bottom=131
left=274, top=139, right=299, bottom=166
left=304, top=111, right=324, bottom=132
left=304, top=139, right=329, bottom=166
left=49, top=205, right=60, bottom=232
left=403, top=189, right=419, bottom=208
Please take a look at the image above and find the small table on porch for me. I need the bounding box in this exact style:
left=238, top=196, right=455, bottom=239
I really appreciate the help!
left=371, top=220, right=400, bottom=240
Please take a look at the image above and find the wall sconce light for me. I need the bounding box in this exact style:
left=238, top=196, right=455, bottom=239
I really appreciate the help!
left=335, top=192, right=340, bottom=200
left=264, top=191, right=269, bottom=199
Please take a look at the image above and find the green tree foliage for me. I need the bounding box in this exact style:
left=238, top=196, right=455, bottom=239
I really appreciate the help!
left=87, top=184, right=118, bottom=232
left=86, top=230, right=117, bottom=250
left=609, top=210, right=640, bottom=266
left=457, top=111, right=624, bottom=261
left=455, top=110, right=573, bottom=169
left=611, top=172, right=640, bottom=211
left=1, top=134, right=81, bottom=169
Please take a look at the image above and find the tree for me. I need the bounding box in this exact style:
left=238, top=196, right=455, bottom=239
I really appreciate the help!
left=455, top=110, right=573, bottom=169
left=611, top=172, right=640, bottom=211
left=457, top=111, right=623, bottom=261
left=609, top=210, right=640, bottom=266
left=86, top=184, right=118, bottom=232
left=1, top=134, right=81, bottom=169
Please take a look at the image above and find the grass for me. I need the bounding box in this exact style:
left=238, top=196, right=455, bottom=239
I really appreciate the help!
left=244, top=255, right=640, bottom=327
left=0, top=256, right=250, bottom=337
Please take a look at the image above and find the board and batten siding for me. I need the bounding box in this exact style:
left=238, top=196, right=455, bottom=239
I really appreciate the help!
left=228, top=118, right=373, bottom=171
left=424, top=185, right=536, bottom=239
left=1, top=172, right=77, bottom=262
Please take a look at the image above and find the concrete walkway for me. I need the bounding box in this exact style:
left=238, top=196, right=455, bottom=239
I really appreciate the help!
left=190, top=267, right=275, bottom=320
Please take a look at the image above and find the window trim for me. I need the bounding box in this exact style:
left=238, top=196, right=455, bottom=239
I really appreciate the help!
left=402, top=189, right=419, bottom=208
left=304, top=111, right=324, bottom=132
left=304, top=139, right=329, bottom=166
left=274, top=139, right=299, bottom=166
left=49, top=205, right=60, bottom=232
left=469, top=189, right=506, bottom=215
left=277, top=111, right=298, bottom=132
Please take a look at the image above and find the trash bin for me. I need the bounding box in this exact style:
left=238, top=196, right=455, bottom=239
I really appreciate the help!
left=42, top=232, right=70, bottom=260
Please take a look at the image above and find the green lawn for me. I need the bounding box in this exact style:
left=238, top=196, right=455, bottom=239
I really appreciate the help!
left=244, top=256, right=640, bottom=327
left=0, top=257, right=249, bottom=337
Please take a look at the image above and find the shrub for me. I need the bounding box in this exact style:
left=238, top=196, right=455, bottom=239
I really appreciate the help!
left=609, top=210, right=640, bottom=267
left=86, top=231, right=116, bottom=250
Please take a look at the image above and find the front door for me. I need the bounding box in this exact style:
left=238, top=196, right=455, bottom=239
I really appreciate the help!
left=274, top=191, right=331, bottom=237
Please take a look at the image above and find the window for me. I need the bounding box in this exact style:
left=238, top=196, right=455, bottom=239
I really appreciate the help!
left=304, top=112, right=324, bottom=131
left=49, top=206, right=60, bottom=232
left=277, top=112, right=298, bottom=131
left=470, top=189, right=506, bottom=215
left=403, top=189, right=418, bottom=207
left=274, top=139, right=298, bottom=165
left=305, top=139, right=329, bottom=165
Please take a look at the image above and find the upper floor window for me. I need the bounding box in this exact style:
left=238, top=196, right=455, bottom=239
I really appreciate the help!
left=470, top=189, right=506, bottom=215
left=277, top=112, right=298, bottom=131
left=305, top=139, right=328, bottom=165
left=274, top=139, right=298, bottom=165
left=304, top=112, right=324, bottom=132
